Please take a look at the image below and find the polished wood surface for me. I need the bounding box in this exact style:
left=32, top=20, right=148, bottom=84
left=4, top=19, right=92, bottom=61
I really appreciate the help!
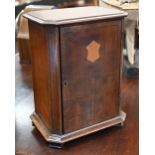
left=24, top=6, right=127, bottom=25
left=29, top=22, right=53, bottom=130
left=23, top=5, right=128, bottom=145
left=29, top=21, right=63, bottom=133
left=60, top=21, right=121, bottom=133
left=15, top=55, right=139, bottom=154
left=26, top=10, right=126, bottom=145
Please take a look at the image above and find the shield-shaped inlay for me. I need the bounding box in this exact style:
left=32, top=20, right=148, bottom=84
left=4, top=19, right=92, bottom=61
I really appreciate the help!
left=86, top=40, right=101, bottom=63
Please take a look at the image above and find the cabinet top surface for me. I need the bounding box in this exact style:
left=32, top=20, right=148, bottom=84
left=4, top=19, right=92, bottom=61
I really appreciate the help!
left=24, top=6, right=128, bottom=25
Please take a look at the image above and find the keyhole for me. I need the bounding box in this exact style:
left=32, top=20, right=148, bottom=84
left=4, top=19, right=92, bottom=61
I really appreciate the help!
left=63, top=81, right=68, bottom=86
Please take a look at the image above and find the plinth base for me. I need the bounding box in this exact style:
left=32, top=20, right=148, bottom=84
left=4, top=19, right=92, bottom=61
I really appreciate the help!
left=48, top=142, right=64, bottom=149
left=30, top=111, right=126, bottom=148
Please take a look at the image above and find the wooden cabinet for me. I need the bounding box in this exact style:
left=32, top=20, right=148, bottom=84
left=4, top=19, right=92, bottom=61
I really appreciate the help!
left=24, top=6, right=127, bottom=148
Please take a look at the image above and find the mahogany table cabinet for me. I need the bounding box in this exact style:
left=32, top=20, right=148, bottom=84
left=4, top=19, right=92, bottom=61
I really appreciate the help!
left=24, top=6, right=128, bottom=148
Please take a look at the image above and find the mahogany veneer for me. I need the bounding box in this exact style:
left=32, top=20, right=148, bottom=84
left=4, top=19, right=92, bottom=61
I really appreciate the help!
left=24, top=6, right=128, bottom=148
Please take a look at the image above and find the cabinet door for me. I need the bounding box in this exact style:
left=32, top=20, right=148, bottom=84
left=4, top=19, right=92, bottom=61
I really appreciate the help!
left=60, top=21, right=122, bottom=133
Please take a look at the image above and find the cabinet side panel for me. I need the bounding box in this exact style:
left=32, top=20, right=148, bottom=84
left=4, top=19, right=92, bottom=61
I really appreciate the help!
left=29, top=21, right=52, bottom=130
left=119, top=19, right=125, bottom=113
left=47, top=26, right=63, bottom=134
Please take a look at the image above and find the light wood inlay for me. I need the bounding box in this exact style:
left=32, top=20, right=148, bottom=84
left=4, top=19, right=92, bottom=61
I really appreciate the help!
left=86, top=40, right=101, bottom=63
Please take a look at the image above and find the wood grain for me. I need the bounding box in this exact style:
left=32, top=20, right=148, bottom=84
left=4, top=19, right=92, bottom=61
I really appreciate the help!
left=27, top=13, right=126, bottom=144
left=29, top=21, right=52, bottom=130
left=29, top=21, right=63, bottom=133
left=15, top=55, right=139, bottom=154
left=60, top=21, right=122, bottom=133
